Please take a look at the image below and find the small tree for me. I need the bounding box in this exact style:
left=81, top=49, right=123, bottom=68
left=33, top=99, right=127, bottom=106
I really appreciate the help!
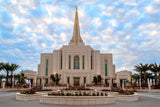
left=92, top=75, right=103, bottom=85
left=50, top=73, right=61, bottom=85
left=97, top=75, right=103, bottom=84
left=18, top=73, right=26, bottom=85
left=92, top=76, right=98, bottom=85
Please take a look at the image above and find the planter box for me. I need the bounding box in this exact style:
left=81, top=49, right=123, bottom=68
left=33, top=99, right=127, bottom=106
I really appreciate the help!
left=40, top=95, right=115, bottom=105
left=16, top=92, right=45, bottom=101
left=117, top=94, right=139, bottom=101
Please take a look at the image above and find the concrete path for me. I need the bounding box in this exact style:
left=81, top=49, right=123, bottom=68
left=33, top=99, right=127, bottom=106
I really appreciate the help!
left=0, top=94, right=160, bottom=107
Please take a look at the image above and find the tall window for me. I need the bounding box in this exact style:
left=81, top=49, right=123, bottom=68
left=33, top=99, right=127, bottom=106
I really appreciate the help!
left=84, top=77, right=86, bottom=84
left=69, top=55, right=71, bottom=69
left=67, top=77, right=70, bottom=84
left=74, top=56, right=79, bottom=69
left=61, top=55, right=62, bottom=69
left=46, top=59, right=48, bottom=76
left=105, top=60, right=107, bottom=76
left=91, top=56, right=92, bottom=69
left=82, top=56, right=85, bottom=69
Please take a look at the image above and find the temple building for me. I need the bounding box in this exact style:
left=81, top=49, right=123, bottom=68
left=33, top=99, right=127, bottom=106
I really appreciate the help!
left=37, top=7, right=116, bottom=87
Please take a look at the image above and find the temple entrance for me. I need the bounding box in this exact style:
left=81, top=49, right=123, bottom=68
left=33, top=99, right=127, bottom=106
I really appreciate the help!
left=74, top=77, right=80, bottom=86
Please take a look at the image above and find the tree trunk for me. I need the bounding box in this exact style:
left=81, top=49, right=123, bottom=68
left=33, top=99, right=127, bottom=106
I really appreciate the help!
left=11, top=72, right=13, bottom=87
left=144, top=73, right=147, bottom=86
left=6, top=71, right=9, bottom=86
left=155, top=73, right=157, bottom=86
left=152, top=78, right=153, bottom=85
left=140, top=72, right=142, bottom=86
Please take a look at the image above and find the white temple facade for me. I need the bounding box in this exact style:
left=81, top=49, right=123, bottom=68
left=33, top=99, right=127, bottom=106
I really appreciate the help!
left=37, top=7, right=116, bottom=87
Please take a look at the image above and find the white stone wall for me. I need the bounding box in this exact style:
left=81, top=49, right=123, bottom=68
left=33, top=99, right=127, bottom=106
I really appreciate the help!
left=38, top=43, right=116, bottom=86
left=40, top=95, right=115, bottom=105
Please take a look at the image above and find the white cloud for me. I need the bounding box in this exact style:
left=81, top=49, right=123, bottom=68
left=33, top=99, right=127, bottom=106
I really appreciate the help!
left=11, top=0, right=39, bottom=9
left=44, top=5, right=59, bottom=16
left=124, top=35, right=131, bottom=40
left=130, top=9, right=140, bottom=16
left=0, top=38, right=23, bottom=44
left=91, top=18, right=102, bottom=27
left=53, top=17, right=73, bottom=29
left=119, top=0, right=137, bottom=6
left=145, top=6, right=159, bottom=14
left=118, top=9, right=125, bottom=13
left=78, top=0, right=99, bottom=4
left=109, top=19, right=117, bottom=27
left=102, top=6, right=115, bottom=16
left=154, top=0, right=160, bottom=4
left=138, top=23, right=158, bottom=30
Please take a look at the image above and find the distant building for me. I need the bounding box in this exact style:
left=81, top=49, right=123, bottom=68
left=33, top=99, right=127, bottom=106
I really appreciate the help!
left=116, top=71, right=132, bottom=88
left=21, top=70, right=37, bottom=87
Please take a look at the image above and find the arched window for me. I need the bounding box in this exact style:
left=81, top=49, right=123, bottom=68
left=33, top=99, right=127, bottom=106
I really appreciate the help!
left=74, top=56, right=79, bottom=69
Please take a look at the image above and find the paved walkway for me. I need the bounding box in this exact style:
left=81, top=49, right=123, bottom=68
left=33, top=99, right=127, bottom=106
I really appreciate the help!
left=0, top=94, right=160, bottom=107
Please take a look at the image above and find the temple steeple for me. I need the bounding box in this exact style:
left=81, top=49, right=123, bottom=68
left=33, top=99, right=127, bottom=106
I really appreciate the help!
left=69, top=6, right=84, bottom=45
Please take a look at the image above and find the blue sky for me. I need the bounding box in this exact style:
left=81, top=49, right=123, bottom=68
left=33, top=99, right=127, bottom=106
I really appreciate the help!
left=0, top=0, right=160, bottom=74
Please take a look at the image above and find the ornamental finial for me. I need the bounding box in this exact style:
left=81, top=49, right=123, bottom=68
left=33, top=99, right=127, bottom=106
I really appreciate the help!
left=76, top=6, right=78, bottom=12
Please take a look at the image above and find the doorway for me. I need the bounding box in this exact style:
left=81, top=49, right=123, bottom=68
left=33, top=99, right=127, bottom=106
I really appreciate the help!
left=74, top=77, right=80, bottom=86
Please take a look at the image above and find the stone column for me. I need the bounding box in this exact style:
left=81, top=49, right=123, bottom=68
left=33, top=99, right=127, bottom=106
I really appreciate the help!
left=42, top=79, right=44, bottom=90
left=2, top=81, right=5, bottom=89
left=109, top=78, right=113, bottom=89
left=80, top=55, right=82, bottom=70
left=122, top=80, right=125, bottom=90
left=29, top=80, right=31, bottom=89
left=117, top=77, right=120, bottom=88
left=67, top=83, right=69, bottom=88
left=71, top=55, right=74, bottom=70
left=84, top=83, right=86, bottom=88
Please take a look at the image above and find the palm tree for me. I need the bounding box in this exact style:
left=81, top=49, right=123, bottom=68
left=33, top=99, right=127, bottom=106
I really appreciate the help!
left=1, top=63, right=19, bottom=86
left=0, top=62, right=2, bottom=72
left=132, top=74, right=139, bottom=86
left=150, top=63, right=160, bottom=86
left=10, top=63, right=19, bottom=87
left=1, top=63, right=11, bottom=86
left=0, top=75, right=5, bottom=87
left=146, top=72, right=153, bottom=83
left=134, top=63, right=151, bottom=86
left=13, top=74, right=21, bottom=86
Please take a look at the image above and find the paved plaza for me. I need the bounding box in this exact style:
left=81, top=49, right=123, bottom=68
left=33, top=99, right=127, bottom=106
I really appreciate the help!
left=0, top=92, right=160, bottom=107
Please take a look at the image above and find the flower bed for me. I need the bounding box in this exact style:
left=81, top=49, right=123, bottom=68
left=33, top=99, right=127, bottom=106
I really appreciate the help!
left=118, top=89, right=135, bottom=95
left=48, top=91, right=107, bottom=96
left=20, top=89, right=36, bottom=94
left=116, top=89, right=139, bottom=101
left=16, top=89, right=45, bottom=101
left=64, top=87, right=92, bottom=91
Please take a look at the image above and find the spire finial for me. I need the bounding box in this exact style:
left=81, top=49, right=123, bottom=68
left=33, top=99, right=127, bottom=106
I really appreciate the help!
left=76, top=6, right=78, bottom=12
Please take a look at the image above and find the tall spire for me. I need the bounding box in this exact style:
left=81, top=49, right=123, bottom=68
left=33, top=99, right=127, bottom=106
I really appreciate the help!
left=69, top=6, right=84, bottom=45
